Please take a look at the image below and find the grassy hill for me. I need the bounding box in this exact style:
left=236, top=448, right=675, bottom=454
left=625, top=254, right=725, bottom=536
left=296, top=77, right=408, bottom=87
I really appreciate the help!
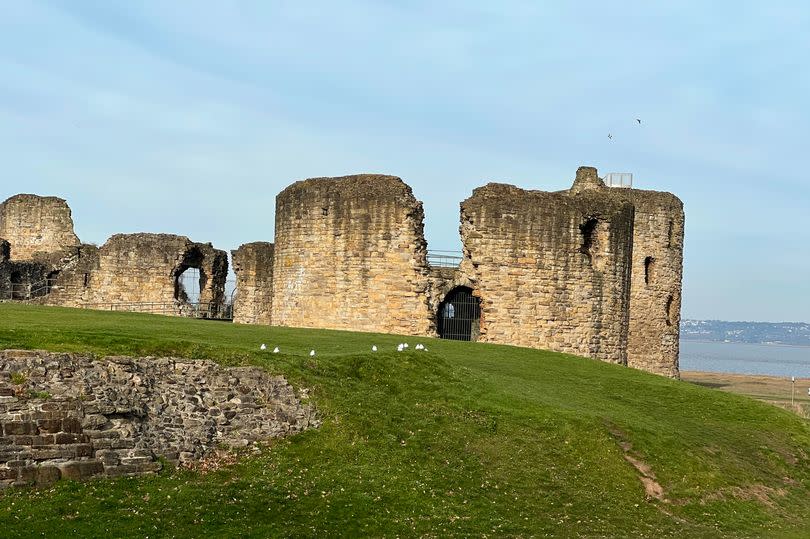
left=1, top=304, right=809, bottom=538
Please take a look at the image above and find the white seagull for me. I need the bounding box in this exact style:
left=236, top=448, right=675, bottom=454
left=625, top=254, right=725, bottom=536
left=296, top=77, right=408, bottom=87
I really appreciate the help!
left=260, top=344, right=267, bottom=351
left=397, top=343, right=404, bottom=352
left=273, top=346, right=280, bottom=354
left=372, top=345, right=378, bottom=352
left=309, top=350, right=316, bottom=357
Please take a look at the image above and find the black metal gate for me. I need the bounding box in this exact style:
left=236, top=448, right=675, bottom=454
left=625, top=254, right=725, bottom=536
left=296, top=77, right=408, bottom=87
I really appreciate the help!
left=437, top=287, right=480, bottom=341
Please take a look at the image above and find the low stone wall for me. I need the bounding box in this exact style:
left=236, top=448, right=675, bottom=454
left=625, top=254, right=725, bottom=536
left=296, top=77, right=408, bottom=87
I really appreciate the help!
left=0, top=350, right=316, bottom=488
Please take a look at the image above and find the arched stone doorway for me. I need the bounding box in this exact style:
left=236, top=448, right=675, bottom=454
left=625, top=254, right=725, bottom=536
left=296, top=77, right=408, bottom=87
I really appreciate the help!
left=437, top=287, right=481, bottom=341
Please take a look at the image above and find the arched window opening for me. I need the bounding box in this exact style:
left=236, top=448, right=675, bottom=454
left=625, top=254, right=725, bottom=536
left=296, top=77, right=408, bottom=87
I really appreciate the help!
left=437, top=287, right=481, bottom=341
left=579, top=218, right=598, bottom=260
left=175, top=267, right=203, bottom=303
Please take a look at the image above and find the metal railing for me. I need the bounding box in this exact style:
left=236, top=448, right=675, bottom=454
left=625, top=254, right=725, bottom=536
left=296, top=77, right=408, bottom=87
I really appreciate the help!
left=79, top=301, right=234, bottom=321
left=427, top=250, right=463, bottom=269
left=1, top=278, right=59, bottom=301
left=604, top=172, right=633, bottom=188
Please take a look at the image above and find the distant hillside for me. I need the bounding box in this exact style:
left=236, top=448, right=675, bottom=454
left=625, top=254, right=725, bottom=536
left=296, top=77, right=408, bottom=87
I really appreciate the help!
left=681, top=319, right=810, bottom=346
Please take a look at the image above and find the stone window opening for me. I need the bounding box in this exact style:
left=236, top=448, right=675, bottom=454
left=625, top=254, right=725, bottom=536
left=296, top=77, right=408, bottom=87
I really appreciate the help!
left=45, top=270, right=60, bottom=295
left=579, top=218, right=605, bottom=268
left=665, top=295, right=674, bottom=326
left=437, top=287, right=481, bottom=341
left=579, top=218, right=598, bottom=258
left=175, top=267, right=203, bottom=303
left=321, top=207, right=329, bottom=216
left=644, top=256, right=655, bottom=285
left=173, top=247, right=207, bottom=304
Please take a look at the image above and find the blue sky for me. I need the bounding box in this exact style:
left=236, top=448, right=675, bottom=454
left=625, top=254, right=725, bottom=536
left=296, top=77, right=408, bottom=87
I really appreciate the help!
left=2, top=1, right=809, bottom=322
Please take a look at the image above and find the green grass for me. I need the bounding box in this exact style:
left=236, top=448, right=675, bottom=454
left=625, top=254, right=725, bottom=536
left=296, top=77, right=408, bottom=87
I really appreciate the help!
left=1, top=304, right=809, bottom=538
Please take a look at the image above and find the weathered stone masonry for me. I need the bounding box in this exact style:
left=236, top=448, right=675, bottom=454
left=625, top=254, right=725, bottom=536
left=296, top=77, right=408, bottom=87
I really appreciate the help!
left=0, top=194, right=80, bottom=261
left=0, top=349, right=316, bottom=488
left=231, top=242, right=275, bottom=325
left=459, top=168, right=635, bottom=364
left=271, top=175, right=434, bottom=335
left=610, top=189, right=685, bottom=377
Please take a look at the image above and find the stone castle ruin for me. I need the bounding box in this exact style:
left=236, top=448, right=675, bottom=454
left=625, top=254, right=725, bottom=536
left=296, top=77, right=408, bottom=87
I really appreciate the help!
left=0, top=166, right=684, bottom=377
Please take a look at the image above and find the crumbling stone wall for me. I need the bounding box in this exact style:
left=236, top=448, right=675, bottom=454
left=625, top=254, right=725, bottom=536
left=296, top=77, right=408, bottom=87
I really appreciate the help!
left=608, top=189, right=685, bottom=377
left=232, top=242, right=275, bottom=325
left=31, top=244, right=101, bottom=307
left=459, top=167, right=635, bottom=363
left=272, top=174, right=433, bottom=335
left=0, top=194, right=229, bottom=314
left=0, top=349, right=316, bottom=488
left=0, top=239, right=53, bottom=301
left=74, top=234, right=228, bottom=308
left=0, top=195, right=80, bottom=260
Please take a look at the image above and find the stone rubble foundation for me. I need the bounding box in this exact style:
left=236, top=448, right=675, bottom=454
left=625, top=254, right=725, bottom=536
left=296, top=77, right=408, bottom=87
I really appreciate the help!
left=0, top=349, right=317, bottom=488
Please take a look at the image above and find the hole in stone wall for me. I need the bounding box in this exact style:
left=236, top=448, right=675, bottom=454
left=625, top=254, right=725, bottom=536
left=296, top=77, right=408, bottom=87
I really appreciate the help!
left=83, top=273, right=90, bottom=288
left=45, top=270, right=60, bottom=295
left=10, top=271, right=24, bottom=300
left=644, top=256, right=655, bottom=285
left=665, top=295, right=674, bottom=326
left=437, top=287, right=481, bottom=341
left=322, top=207, right=329, bottom=216
left=579, top=218, right=598, bottom=260
left=175, top=267, right=202, bottom=303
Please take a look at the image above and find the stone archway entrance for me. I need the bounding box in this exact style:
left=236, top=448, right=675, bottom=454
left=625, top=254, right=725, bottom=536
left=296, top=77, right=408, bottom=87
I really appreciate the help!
left=437, top=287, right=481, bottom=341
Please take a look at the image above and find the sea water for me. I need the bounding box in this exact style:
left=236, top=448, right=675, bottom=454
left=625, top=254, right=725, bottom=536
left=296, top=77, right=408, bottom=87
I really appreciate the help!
left=680, top=340, right=810, bottom=377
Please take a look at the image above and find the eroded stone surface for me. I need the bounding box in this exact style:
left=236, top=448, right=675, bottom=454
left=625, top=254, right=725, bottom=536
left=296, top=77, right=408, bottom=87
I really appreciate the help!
left=459, top=167, right=635, bottom=364
left=609, top=189, right=685, bottom=377
left=0, top=349, right=316, bottom=488
left=39, top=234, right=228, bottom=314
left=271, top=174, right=433, bottom=335
left=232, top=242, right=275, bottom=325
left=0, top=194, right=80, bottom=260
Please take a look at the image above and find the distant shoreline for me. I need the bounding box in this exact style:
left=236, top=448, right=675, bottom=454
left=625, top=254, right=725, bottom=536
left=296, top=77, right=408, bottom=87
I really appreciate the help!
left=682, top=370, right=810, bottom=382
left=681, top=339, right=810, bottom=349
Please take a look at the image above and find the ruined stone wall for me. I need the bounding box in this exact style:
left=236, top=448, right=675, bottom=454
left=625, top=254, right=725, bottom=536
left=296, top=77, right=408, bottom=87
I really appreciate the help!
left=78, top=233, right=228, bottom=308
left=0, top=195, right=80, bottom=260
left=0, top=239, right=53, bottom=301
left=609, top=189, right=685, bottom=377
left=33, top=244, right=101, bottom=307
left=272, top=174, right=433, bottom=335
left=0, top=349, right=316, bottom=488
left=232, top=242, right=274, bottom=325
left=459, top=167, right=635, bottom=363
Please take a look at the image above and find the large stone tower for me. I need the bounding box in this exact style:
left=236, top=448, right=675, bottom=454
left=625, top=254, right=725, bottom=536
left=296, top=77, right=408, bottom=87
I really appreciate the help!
left=271, top=174, right=433, bottom=335
left=459, top=167, right=636, bottom=364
